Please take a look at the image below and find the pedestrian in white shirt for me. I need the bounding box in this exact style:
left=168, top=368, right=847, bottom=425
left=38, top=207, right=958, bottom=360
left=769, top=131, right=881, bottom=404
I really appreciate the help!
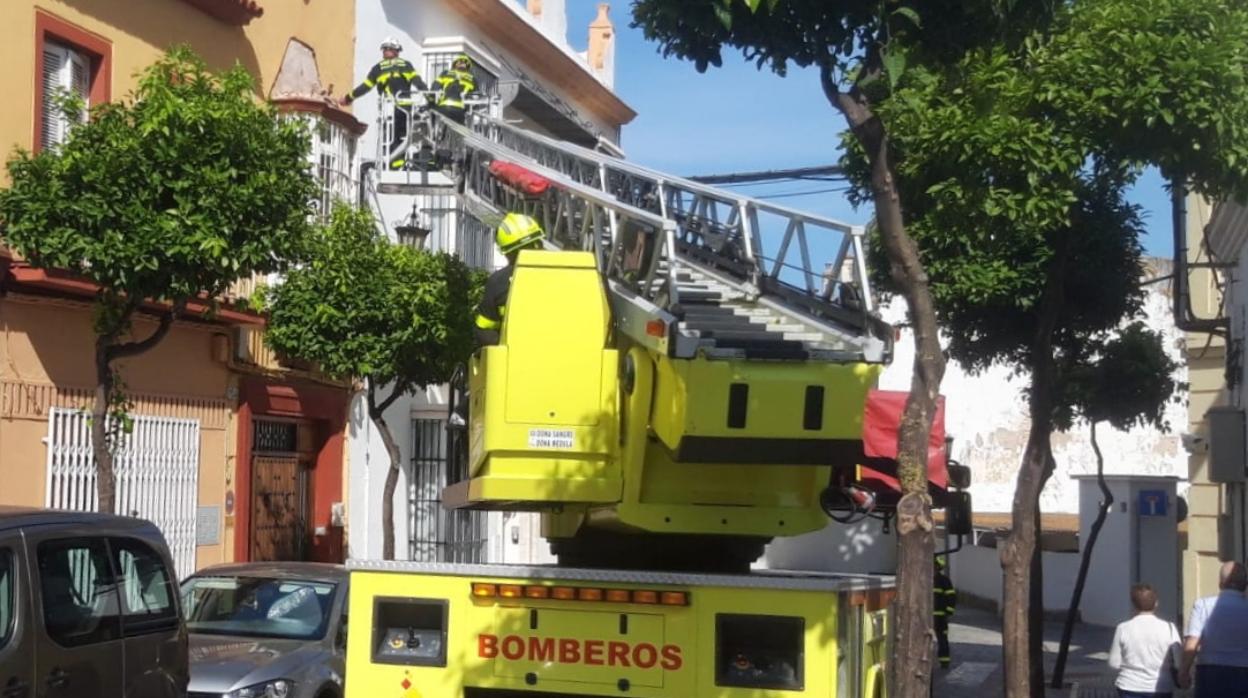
left=1108, top=584, right=1182, bottom=698
left=1180, top=561, right=1248, bottom=697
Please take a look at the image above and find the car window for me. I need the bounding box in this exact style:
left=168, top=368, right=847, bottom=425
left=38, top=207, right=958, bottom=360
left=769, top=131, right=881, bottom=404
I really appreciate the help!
left=111, top=538, right=178, bottom=635
left=0, top=549, right=13, bottom=649
left=182, top=576, right=336, bottom=641
left=37, top=538, right=121, bottom=647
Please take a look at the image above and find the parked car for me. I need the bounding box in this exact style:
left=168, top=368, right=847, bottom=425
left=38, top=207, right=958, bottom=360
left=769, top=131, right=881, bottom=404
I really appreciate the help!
left=0, top=505, right=188, bottom=698
left=181, top=562, right=348, bottom=698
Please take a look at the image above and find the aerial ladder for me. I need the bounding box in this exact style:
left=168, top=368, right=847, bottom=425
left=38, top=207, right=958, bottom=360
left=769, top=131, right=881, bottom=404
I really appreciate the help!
left=360, top=98, right=965, bottom=572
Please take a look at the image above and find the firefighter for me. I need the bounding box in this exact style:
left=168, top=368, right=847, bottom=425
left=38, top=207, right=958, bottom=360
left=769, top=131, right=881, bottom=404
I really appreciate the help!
left=473, top=213, right=545, bottom=346
left=433, top=53, right=478, bottom=125
left=934, top=555, right=956, bottom=670
left=340, top=37, right=427, bottom=170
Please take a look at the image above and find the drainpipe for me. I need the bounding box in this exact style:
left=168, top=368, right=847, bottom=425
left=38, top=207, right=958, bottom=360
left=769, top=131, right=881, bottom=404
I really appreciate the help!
left=1172, top=180, right=1230, bottom=334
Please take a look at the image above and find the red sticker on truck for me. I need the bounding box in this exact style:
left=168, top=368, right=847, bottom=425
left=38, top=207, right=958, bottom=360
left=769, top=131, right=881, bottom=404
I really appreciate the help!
left=478, top=634, right=683, bottom=670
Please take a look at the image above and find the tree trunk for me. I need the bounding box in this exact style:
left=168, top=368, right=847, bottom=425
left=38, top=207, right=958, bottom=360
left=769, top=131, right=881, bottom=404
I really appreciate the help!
left=1000, top=244, right=1066, bottom=698
left=369, top=382, right=405, bottom=561
left=821, top=64, right=946, bottom=698
left=1029, top=463, right=1053, bottom=696
left=92, top=338, right=117, bottom=513
left=1051, top=421, right=1112, bottom=687
left=90, top=305, right=178, bottom=513
left=1001, top=410, right=1054, bottom=698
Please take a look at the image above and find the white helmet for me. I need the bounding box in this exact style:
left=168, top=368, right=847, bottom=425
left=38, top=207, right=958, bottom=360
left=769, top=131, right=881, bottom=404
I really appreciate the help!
left=380, top=37, right=402, bottom=51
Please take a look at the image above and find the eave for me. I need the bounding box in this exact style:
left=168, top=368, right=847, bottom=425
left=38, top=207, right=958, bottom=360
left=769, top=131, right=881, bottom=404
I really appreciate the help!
left=448, top=0, right=636, bottom=128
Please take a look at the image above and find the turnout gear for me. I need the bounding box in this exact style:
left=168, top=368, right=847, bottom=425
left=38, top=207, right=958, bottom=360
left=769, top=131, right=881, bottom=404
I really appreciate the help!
left=474, top=214, right=545, bottom=345
left=434, top=54, right=477, bottom=124
left=934, top=556, right=956, bottom=669
left=345, top=55, right=428, bottom=169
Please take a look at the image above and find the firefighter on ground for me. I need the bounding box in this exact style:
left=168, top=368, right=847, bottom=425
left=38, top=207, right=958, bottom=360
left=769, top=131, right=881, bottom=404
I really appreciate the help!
left=474, top=213, right=544, bottom=345
left=433, top=53, right=477, bottom=125
left=934, top=555, right=956, bottom=670
left=340, top=37, right=427, bottom=170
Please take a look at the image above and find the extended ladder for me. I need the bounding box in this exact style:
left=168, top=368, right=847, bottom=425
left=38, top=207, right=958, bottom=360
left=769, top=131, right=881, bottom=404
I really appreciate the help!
left=364, top=103, right=890, bottom=364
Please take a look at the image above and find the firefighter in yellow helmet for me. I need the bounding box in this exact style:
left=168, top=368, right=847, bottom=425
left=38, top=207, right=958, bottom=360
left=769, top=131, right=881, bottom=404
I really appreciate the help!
left=473, top=213, right=544, bottom=345
left=433, top=53, right=477, bottom=125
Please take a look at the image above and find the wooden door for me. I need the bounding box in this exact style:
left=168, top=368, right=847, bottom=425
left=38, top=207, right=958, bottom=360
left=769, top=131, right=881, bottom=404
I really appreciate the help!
left=251, top=455, right=303, bottom=561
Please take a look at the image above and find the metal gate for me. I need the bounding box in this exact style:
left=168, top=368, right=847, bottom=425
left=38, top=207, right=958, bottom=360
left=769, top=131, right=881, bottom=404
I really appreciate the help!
left=409, top=417, right=487, bottom=562
left=44, top=407, right=201, bottom=579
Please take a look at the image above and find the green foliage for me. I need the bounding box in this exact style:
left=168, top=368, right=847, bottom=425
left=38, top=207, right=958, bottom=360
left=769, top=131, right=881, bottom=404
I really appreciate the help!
left=632, top=0, right=1054, bottom=86
left=841, top=0, right=1248, bottom=427
left=1059, top=322, right=1179, bottom=432
left=0, top=46, right=318, bottom=336
left=264, top=206, right=477, bottom=393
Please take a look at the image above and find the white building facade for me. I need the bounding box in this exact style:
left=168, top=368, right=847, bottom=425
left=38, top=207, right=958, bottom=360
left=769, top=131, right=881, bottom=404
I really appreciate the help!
left=345, top=0, right=635, bottom=563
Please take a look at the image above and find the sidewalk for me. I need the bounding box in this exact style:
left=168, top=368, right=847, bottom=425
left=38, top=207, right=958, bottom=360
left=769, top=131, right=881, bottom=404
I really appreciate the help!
left=932, top=607, right=1118, bottom=697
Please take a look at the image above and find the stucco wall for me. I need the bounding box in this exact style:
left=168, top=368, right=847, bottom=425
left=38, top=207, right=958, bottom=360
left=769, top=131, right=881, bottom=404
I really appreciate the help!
left=0, top=294, right=235, bottom=569
left=0, top=0, right=356, bottom=167
left=878, top=259, right=1189, bottom=516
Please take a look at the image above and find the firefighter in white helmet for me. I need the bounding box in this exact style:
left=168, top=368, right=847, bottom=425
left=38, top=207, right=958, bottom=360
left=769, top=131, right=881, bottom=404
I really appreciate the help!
left=340, top=37, right=427, bottom=169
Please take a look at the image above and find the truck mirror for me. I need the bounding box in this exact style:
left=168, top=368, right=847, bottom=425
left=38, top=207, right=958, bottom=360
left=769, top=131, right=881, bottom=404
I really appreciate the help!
left=946, top=462, right=971, bottom=490
left=945, top=491, right=973, bottom=537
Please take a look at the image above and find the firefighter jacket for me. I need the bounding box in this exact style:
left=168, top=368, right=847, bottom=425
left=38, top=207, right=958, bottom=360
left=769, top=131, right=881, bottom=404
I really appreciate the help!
left=934, top=570, right=956, bottom=621
left=347, top=58, right=427, bottom=106
left=435, top=68, right=476, bottom=111
left=473, top=265, right=512, bottom=346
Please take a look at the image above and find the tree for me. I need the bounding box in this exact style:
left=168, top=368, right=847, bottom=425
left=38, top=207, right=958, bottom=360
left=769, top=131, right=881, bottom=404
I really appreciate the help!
left=264, top=206, right=477, bottom=560
left=631, top=2, right=1055, bottom=695
left=1050, top=323, right=1179, bottom=687
left=0, top=47, right=318, bottom=514
left=841, top=1, right=1248, bottom=694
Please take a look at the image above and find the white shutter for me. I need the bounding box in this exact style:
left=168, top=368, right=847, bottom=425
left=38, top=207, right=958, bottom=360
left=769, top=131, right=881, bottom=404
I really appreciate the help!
left=40, top=46, right=67, bottom=149
left=40, top=42, right=89, bottom=150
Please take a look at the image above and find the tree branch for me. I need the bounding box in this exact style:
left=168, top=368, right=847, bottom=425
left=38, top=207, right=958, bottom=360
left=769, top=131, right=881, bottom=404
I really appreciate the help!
left=109, top=301, right=184, bottom=360
left=367, top=380, right=406, bottom=418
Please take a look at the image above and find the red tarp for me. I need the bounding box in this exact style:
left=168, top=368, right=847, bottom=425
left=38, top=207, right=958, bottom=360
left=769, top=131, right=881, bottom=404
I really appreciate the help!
left=860, top=389, right=947, bottom=491
left=489, top=160, right=552, bottom=196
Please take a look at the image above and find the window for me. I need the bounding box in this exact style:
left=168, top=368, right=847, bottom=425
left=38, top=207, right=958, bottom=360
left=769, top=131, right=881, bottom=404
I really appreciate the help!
left=112, top=538, right=178, bottom=636
left=0, top=549, right=13, bottom=650
left=182, top=575, right=337, bottom=641
left=423, top=50, right=500, bottom=105
left=33, top=12, right=112, bottom=153
left=40, top=40, right=90, bottom=149
left=311, top=118, right=358, bottom=219
left=37, top=538, right=121, bottom=647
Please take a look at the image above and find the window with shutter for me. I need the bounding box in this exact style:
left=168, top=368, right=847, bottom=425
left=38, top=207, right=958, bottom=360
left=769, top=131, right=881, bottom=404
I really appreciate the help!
left=40, top=41, right=91, bottom=150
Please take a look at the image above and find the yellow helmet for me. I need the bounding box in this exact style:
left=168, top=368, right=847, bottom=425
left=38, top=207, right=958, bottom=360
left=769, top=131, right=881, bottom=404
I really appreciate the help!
left=453, top=53, right=473, bottom=70
left=496, top=213, right=544, bottom=254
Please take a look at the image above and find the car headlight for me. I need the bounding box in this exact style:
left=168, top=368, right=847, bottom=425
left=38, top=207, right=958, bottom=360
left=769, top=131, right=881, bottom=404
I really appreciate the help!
left=225, top=679, right=294, bottom=698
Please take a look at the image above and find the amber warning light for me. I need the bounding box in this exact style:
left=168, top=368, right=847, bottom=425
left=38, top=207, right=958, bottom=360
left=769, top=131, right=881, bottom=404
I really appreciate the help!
left=472, top=582, right=689, bottom=606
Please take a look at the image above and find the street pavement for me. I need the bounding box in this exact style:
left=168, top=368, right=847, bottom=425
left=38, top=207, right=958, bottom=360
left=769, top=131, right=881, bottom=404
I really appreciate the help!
left=932, top=606, right=1125, bottom=697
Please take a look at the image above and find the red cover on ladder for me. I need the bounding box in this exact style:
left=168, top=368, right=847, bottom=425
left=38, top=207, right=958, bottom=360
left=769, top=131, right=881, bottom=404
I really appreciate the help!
left=859, top=389, right=948, bottom=491
left=488, top=160, right=553, bottom=196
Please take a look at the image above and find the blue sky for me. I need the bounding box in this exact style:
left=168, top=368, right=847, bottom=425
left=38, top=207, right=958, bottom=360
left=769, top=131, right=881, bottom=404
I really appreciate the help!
left=561, top=2, right=1174, bottom=257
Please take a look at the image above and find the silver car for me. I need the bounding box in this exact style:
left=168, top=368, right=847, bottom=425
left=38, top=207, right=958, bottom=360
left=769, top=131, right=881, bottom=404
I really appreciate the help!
left=181, top=563, right=348, bottom=698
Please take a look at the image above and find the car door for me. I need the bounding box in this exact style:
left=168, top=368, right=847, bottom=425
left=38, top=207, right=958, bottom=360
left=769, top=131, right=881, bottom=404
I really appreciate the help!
left=111, top=536, right=185, bottom=698
left=26, top=532, right=123, bottom=698
left=0, top=531, right=34, bottom=698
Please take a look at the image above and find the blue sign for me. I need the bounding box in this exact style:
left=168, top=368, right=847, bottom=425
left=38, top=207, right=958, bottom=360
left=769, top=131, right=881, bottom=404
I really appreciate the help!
left=1138, top=489, right=1168, bottom=517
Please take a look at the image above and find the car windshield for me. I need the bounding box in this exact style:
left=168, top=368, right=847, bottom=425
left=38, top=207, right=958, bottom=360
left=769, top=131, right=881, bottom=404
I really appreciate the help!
left=181, top=576, right=336, bottom=641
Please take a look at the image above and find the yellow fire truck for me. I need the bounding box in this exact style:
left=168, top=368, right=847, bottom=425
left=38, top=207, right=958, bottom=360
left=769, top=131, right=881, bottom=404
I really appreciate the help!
left=345, top=109, right=970, bottom=698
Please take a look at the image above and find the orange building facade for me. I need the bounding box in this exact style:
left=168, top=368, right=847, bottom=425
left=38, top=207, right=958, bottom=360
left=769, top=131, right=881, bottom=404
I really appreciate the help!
left=0, top=0, right=361, bottom=576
